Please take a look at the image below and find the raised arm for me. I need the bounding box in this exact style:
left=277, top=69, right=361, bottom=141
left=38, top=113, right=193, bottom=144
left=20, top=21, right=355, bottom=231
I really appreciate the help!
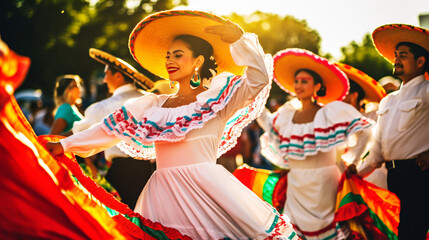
left=206, top=22, right=271, bottom=119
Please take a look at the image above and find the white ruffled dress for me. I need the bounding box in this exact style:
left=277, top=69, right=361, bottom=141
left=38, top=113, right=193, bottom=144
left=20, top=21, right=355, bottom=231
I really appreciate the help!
left=60, top=33, right=299, bottom=240
left=257, top=100, right=373, bottom=240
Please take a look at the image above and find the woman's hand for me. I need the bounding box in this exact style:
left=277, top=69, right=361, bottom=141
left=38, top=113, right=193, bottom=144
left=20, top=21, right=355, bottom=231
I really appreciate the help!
left=204, top=20, right=244, bottom=43
left=345, top=163, right=358, bottom=178
left=46, top=142, right=64, bottom=156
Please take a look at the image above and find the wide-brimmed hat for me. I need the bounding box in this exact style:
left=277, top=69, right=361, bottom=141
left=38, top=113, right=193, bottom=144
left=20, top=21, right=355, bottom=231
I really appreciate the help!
left=273, top=48, right=349, bottom=105
left=128, top=10, right=246, bottom=80
left=335, top=63, right=386, bottom=103
left=372, top=24, right=429, bottom=63
left=89, top=48, right=155, bottom=91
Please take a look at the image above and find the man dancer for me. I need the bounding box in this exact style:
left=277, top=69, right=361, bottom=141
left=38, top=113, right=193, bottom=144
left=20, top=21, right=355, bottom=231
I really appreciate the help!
left=357, top=24, right=429, bottom=239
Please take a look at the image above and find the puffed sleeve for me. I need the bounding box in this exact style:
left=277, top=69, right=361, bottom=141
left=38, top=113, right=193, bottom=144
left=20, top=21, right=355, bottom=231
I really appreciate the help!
left=60, top=123, right=121, bottom=158
left=341, top=125, right=372, bottom=166
left=218, top=33, right=272, bottom=119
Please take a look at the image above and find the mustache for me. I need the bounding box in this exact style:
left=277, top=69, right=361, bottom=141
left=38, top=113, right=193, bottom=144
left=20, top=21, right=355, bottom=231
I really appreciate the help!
left=394, top=64, right=403, bottom=68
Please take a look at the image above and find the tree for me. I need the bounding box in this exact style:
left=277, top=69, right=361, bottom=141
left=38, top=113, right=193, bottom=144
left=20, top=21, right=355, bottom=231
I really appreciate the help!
left=340, top=33, right=393, bottom=81
left=226, top=11, right=321, bottom=100
left=0, top=0, right=186, bottom=98
left=227, top=11, right=321, bottom=55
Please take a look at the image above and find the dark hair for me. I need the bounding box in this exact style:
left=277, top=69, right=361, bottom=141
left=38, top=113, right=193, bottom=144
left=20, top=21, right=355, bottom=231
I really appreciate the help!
left=107, top=64, right=134, bottom=84
left=174, top=35, right=218, bottom=80
left=295, top=68, right=326, bottom=97
left=396, top=42, right=429, bottom=74
left=349, top=80, right=365, bottom=103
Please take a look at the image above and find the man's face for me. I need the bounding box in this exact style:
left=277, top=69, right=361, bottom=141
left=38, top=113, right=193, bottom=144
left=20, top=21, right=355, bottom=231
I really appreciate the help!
left=393, top=45, right=419, bottom=79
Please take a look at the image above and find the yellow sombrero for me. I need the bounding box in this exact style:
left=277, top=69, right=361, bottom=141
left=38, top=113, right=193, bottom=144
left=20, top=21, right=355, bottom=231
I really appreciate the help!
left=89, top=48, right=155, bottom=91
left=372, top=24, right=429, bottom=64
left=273, top=48, right=349, bottom=105
left=335, top=63, right=386, bottom=103
left=128, top=10, right=246, bottom=80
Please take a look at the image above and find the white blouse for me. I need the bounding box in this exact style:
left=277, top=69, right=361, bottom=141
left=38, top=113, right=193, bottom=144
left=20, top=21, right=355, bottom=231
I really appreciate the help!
left=257, top=100, right=373, bottom=168
left=60, top=33, right=273, bottom=164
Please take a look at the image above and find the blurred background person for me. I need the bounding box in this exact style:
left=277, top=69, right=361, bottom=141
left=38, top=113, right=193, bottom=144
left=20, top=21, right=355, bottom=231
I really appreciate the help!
left=32, top=99, right=55, bottom=135
left=257, top=49, right=373, bottom=239
left=50, top=74, right=84, bottom=136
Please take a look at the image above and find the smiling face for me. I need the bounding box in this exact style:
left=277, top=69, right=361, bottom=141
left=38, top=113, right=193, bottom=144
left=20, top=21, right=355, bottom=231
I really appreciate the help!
left=394, top=45, right=419, bottom=80
left=165, top=39, right=198, bottom=83
left=293, top=70, right=321, bottom=100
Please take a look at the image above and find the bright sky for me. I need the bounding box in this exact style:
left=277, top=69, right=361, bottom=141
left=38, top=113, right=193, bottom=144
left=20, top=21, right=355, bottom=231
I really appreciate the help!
left=176, top=0, right=429, bottom=60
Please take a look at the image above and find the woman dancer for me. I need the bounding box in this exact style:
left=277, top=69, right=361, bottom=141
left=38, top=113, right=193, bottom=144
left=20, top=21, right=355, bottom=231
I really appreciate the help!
left=257, top=48, right=373, bottom=239
left=46, top=10, right=298, bottom=240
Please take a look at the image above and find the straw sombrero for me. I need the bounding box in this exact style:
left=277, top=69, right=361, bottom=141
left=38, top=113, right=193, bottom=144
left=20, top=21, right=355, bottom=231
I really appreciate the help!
left=335, top=63, right=386, bottom=103
left=89, top=48, right=155, bottom=91
left=372, top=24, right=429, bottom=63
left=273, top=48, right=349, bottom=105
left=128, top=10, right=246, bottom=80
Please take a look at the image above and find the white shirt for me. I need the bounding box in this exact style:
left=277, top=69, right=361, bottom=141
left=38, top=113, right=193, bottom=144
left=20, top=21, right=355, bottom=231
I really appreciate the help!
left=72, top=84, right=144, bottom=161
left=359, top=75, right=429, bottom=176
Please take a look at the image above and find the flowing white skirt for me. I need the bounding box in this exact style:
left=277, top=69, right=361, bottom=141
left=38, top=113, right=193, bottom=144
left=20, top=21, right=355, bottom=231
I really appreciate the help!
left=284, top=164, right=344, bottom=239
left=134, top=162, right=297, bottom=240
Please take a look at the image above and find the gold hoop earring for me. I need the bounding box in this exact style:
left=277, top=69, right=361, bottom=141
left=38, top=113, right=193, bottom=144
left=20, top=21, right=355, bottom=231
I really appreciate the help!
left=190, top=67, right=201, bottom=90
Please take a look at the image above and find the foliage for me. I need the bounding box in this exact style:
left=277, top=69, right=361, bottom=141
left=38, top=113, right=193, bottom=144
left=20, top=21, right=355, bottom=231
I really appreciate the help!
left=227, top=11, right=321, bottom=55
left=0, top=0, right=187, bottom=99
left=226, top=11, right=321, bottom=101
left=340, top=33, right=393, bottom=81
left=1, top=4, right=322, bottom=104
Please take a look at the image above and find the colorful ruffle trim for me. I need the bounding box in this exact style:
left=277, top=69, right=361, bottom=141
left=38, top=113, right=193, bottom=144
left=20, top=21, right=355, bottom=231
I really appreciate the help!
left=260, top=101, right=373, bottom=166
left=102, top=70, right=271, bottom=159
left=264, top=213, right=301, bottom=240
left=273, top=117, right=372, bottom=158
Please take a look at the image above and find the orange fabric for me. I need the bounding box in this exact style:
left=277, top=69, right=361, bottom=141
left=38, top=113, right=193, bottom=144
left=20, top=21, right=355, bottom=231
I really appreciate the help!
left=0, top=91, right=129, bottom=239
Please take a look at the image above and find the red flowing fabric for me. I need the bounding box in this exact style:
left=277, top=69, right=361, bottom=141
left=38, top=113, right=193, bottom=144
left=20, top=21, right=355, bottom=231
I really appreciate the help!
left=0, top=41, right=190, bottom=239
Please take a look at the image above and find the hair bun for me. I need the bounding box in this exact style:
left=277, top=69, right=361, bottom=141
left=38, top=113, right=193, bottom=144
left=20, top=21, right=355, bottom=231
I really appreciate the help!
left=317, top=86, right=326, bottom=97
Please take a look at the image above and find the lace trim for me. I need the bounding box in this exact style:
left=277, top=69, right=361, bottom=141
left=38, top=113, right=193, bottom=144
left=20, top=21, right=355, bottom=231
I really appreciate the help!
left=101, top=75, right=244, bottom=159
left=218, top=78, right=272, bottom=157
left=217, top=54, right=273, bottom=157
left=265, top=214, right=300, bottom=240
left=117, top=141, right=155, bottom=160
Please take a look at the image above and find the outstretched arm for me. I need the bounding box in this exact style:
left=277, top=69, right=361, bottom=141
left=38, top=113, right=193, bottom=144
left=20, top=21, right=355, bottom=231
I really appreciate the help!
left=47, top=123, right=121, bottom=158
